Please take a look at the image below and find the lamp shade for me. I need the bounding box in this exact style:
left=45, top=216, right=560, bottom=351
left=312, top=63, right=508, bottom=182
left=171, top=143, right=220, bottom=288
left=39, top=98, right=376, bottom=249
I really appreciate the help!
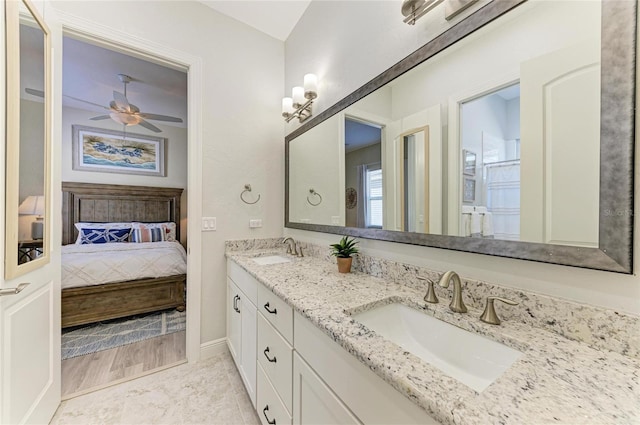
left=18, top=195, right=45, bottom=216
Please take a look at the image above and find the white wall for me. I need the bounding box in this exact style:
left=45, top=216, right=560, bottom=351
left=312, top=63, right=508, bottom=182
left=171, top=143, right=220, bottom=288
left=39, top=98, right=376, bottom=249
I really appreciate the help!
left=51, top=0, right=285, bottom=344
left=61, top=105, right=189, bottom=245
left=284, top=1, right=640, bottom=315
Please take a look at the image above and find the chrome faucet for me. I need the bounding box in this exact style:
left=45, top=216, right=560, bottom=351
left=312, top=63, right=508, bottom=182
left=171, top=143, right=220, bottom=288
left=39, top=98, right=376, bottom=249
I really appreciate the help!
left=438, top=271, right=467, bottom=313
left=282, top=237, right=296, bottom=255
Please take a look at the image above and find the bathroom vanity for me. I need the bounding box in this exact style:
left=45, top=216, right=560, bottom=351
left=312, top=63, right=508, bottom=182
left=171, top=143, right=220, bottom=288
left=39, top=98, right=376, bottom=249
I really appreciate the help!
left=226, top=239, right=640, bottom=425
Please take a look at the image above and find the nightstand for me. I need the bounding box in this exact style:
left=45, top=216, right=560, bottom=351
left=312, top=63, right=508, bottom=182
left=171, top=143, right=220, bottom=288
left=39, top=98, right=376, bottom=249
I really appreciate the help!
left=18, top=240, right=43, bottom=264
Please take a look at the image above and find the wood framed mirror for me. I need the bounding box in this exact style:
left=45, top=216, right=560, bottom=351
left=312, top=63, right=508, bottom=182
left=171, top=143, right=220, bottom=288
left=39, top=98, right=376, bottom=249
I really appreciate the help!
left=5, top=0, right=51, bottom=279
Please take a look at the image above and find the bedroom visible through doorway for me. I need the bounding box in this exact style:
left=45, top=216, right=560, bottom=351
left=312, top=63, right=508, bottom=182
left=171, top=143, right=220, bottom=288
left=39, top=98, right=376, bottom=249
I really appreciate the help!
left=59, top=35, right=189, bottom=398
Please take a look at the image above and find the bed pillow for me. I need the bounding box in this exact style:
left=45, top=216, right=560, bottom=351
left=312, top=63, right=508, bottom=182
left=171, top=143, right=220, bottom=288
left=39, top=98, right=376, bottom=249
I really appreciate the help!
left=131, top=222, right=177, bottom=242
left=79, top=228, right=131, bottom=244
left=75, top=222, right=133, bottom=244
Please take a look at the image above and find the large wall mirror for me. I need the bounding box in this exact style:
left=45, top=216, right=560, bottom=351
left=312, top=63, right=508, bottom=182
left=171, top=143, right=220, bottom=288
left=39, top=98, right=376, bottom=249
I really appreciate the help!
left=286, top=0, right=636, bottom=273
left=5, top=0, right=52, bottom=279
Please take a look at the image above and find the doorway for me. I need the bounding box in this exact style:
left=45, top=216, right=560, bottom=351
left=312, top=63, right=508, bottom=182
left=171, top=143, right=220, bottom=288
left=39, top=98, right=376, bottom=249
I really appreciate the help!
left=58, top=25, right=202, bottom=398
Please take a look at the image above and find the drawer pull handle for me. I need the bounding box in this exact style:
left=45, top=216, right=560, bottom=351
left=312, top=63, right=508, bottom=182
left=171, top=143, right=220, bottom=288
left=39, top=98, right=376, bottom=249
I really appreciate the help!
left=263, top=347, right=277, bottom=363
left=263, top=405, right=276, bottom=425
left=264, top=302, right=277, bottom=315
left=233, top=295, right=240, bottom=313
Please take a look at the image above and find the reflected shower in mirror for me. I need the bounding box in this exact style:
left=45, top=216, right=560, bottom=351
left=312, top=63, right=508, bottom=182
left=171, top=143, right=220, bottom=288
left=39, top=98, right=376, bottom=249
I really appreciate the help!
left=286, top=0, right=635, bottom=272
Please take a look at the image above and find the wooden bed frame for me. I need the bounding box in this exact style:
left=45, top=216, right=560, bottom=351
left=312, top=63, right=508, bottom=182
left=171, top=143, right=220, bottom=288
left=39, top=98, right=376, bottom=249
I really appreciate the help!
left=61, top=182, right=186, bottom=328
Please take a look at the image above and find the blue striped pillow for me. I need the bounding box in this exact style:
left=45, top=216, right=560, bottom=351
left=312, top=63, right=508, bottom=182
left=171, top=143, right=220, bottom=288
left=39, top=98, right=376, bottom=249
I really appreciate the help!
left=80, top=228, right=131, bottom=244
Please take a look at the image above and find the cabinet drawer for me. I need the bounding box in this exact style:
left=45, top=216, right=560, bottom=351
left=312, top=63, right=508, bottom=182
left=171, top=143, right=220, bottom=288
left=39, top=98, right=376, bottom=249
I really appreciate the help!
left=228, top=259, right=258, bottom=306
left=258, top=284, right=293, bottom=344
left=258, top=314, right=293, bottom=412
left=257, top=363, right=292, bottom=425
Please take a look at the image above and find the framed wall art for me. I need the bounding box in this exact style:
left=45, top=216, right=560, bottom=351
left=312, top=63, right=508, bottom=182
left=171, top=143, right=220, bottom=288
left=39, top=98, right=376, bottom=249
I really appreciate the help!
left=72, top=125, right=166, bottom=177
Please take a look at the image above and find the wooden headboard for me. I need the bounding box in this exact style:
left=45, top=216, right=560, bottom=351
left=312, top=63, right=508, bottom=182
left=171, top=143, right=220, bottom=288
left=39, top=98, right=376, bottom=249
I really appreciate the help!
left=62, top=182, right=183, bottom=245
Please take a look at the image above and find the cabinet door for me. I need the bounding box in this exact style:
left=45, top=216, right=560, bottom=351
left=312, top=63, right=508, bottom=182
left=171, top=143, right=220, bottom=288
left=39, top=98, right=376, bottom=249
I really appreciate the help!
left=227, top=278, right=242, bottom=364
left=240, top=295, right=257, bottom=407
left=293, top=353, right=361, bottom=425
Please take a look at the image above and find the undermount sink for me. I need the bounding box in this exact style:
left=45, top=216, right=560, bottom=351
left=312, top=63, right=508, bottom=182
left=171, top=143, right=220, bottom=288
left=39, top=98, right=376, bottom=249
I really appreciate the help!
left=353, top=303, right=522, bottom=393
left=251, top=255, right=292, bottom=266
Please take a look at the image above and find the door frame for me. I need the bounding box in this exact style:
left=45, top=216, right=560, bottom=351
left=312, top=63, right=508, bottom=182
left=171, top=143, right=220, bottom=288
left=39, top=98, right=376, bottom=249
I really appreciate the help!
left=55, top=11, right=204, bottom=362
left=447, top=71, right=519, bottom=237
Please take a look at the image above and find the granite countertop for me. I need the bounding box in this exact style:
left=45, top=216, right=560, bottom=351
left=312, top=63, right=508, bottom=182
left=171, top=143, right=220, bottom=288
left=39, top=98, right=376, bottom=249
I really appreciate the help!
left=226, top=248, right=640, bottom=425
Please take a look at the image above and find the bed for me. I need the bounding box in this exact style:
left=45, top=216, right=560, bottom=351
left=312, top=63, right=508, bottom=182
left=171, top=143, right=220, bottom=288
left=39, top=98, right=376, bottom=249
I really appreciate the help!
left=61, top=182, right=186, bottom=328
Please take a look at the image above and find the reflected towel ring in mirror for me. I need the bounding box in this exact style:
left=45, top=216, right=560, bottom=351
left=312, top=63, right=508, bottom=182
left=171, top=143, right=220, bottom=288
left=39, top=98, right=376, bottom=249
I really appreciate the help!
left=240, top=184, right=260, bottom=205
left=307, top=189, right=322, bottom=206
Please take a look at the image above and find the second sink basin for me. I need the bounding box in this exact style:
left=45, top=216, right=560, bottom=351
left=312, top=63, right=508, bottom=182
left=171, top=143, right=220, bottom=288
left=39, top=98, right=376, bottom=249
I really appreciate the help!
left=251, top=255, right=292, bottom=266
left=353, top=303, right=522, bottom=393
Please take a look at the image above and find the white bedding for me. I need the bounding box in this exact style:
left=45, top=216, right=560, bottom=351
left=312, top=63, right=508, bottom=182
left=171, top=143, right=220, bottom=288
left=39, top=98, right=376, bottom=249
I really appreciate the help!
left=62, top=242, right=187, bottom=290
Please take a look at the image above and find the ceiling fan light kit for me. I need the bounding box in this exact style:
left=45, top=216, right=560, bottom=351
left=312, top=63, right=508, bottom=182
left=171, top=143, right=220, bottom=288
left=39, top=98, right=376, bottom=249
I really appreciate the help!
left=55, top=73, right=184, bottom=133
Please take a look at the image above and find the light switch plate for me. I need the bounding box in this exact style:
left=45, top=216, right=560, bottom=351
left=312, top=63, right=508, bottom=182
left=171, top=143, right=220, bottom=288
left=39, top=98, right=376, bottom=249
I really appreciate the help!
left=202, top=217, right=216, bottom=231
left=249, top=219, right=262, bottom=228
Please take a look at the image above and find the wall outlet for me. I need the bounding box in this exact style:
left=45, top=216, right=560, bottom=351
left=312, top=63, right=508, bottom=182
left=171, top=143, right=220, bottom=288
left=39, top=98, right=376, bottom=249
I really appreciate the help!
left=331, top=216, right=340, bottom=225
left=249, top=219, right=262, bottom=228
left=202, top=217, right=216, bottom=231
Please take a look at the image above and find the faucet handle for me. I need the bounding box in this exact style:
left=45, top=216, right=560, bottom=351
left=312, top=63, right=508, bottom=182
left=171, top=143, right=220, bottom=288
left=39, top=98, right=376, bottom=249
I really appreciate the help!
left=417, top=276, right=438, bottom=304
left=295, top=244, right=304, bottom=257
left=480, top=296, right=518, bottom=325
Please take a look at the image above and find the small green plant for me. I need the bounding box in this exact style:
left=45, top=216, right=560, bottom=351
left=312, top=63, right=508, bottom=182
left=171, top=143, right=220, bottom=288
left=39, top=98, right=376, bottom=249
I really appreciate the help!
left=330, top=236, right=359, bottom=258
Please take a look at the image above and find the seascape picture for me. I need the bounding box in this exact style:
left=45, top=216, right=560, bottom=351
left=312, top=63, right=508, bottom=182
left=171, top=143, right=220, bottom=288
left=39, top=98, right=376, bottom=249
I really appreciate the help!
left=72, top=126, right=166, bottom=176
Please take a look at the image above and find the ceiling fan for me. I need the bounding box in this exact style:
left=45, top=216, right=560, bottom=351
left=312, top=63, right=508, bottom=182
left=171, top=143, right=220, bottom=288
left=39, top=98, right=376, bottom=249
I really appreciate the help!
left=26, top=73, right=183, bottom=133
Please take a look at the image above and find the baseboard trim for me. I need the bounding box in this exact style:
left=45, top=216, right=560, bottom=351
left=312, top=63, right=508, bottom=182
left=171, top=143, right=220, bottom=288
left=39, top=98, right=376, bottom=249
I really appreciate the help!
left=199, top=337, right=228, bottom=360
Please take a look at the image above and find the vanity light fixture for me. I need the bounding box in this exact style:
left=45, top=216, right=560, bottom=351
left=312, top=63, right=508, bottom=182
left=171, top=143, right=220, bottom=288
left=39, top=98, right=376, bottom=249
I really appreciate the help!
left=401, top=0, right=444, bottom=25
left=282, top=73, right=318, bottom=123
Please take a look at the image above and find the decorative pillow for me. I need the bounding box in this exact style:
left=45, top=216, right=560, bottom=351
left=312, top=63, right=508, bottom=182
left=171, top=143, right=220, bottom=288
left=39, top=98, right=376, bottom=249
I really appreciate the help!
left=75, top=222, right=133, bottom=244
left=131, top=222, right=177, bottom=242
left=79, top=228, right=131, bottom=244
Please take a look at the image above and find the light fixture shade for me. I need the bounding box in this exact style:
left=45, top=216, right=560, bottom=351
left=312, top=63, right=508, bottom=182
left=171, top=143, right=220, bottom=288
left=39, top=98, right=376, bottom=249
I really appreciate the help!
left=18, top=195, right=45, bottom=216
left=304, top=74, right=318, bottom=98
left=110, top=111, right=141, bottom=126
left=292, top=86, right=305, bottom=106
left=282, top=97, right=294, bottom=114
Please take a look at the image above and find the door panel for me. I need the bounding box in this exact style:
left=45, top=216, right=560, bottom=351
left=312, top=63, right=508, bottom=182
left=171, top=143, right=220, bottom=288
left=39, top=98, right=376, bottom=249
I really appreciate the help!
left=3, top=283, right=57, bottom=424
left=520, top=40, right=600, bottom=246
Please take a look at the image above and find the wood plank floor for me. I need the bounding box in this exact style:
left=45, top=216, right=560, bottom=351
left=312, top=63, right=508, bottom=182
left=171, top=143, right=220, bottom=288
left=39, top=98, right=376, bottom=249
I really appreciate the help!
left=62, top=330, right=186, bottom=398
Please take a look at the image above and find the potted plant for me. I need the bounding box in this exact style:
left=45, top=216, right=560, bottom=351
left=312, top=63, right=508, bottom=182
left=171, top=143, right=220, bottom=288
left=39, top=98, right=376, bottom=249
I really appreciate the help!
left=330, top=236, right=359, bottom=273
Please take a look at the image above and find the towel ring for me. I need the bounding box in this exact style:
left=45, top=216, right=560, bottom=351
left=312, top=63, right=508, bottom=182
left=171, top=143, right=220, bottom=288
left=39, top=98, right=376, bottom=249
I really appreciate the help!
left=307, top=188, right=322, bottom=206
left=240, top=184, right=260, bottom=205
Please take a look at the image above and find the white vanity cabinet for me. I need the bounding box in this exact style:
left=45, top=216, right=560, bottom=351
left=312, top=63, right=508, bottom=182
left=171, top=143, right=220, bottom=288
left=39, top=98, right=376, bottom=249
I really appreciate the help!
left=227, top=259, right=437, bottom=424
left=226, top=260, right=258, bottom=407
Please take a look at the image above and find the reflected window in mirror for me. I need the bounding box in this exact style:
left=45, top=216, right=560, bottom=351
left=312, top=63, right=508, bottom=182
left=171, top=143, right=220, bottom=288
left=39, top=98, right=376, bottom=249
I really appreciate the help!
left=344, top=117, right=383, bottom=229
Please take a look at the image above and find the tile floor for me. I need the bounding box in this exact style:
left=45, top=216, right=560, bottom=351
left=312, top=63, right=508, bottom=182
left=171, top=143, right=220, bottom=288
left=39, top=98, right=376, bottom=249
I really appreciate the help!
left=51, top=349, right=260, bottom=425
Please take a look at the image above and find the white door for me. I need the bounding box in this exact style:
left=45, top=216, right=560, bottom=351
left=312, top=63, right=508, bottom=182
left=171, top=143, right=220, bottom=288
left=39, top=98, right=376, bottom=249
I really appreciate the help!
left=239, top=295, right=257, bottom=407
left=227, top=279, right=242, bottom=363
left=520, top=40, right=600, bottom=246
left=1, top=0, right=61, bottom=423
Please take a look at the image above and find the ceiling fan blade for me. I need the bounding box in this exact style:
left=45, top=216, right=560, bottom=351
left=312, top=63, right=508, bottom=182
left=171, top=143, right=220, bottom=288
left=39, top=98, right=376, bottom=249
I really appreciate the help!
left=137, top=118, right=162, bottom=133
left=138, top=113, right=184, bottom=123
left=113, top=91, right=131, bottom=112
left=63, top=94, right=110, bottom=110
left=25, top=88, right=44, bottom=97
left=89, top=115, right=111, bottom=121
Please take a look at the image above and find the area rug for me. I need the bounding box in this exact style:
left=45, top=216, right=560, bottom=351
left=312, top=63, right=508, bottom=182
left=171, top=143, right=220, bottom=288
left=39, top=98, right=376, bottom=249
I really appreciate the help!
left=61, top=309, right=186, bottom=360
